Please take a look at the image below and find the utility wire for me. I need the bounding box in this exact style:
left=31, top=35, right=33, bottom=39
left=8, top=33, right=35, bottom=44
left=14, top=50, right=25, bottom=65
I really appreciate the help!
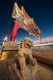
left=7, top=0, right=11, bottom=29
left=6, top=0, right=17, bottom=35
left=8, top=0, right=16, bottom=30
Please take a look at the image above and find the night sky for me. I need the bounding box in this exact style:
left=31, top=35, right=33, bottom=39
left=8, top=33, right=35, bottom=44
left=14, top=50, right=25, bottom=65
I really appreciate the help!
left=0, top=0, right=53, bottom=43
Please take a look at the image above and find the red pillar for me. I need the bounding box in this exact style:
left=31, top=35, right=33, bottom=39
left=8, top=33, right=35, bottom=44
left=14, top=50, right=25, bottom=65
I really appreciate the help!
left=10, top=22, right=19, bottom=41
left=40, top=39, right=42, bottom=44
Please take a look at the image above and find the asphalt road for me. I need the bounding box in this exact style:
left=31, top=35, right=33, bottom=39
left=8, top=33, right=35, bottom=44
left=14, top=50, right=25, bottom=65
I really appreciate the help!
left=32, top=50, right=53, bottom=66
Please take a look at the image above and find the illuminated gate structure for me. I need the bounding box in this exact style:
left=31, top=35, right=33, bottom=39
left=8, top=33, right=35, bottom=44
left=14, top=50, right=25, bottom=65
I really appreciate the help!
left=10, top=2, right=42, bottom=41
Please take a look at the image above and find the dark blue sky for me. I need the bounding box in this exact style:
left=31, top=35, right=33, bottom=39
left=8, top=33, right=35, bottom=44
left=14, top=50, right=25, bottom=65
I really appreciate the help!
left=0, top=0, right=53, bottom=43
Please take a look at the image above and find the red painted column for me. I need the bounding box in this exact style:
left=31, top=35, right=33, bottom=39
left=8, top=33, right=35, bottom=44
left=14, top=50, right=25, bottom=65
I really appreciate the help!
left=10, top=22, right=19, bottom=41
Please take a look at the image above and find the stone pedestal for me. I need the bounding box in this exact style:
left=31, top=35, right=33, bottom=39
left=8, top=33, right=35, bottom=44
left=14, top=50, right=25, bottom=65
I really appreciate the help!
left=1, top=41, right=19, bottom=60
left=9, top=59, right=40, bottom=80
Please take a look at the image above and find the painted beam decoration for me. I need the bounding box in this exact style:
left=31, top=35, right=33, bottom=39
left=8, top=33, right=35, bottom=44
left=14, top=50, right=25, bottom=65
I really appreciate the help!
left=11, top=2, right=42, bottom=39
